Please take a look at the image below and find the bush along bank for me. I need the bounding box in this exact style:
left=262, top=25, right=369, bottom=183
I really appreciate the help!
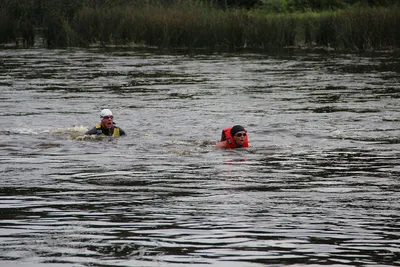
left=0, top=1, right=399, bottom=51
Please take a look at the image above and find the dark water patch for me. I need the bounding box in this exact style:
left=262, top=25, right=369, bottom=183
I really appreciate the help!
left=0, top=82, right=13, bottom=86
left=283, top=104, right=381, bottom=113
left=123, top=87, right=162, bottom=94
left=337, top=136, right=400, bottom=144
left=127, top=80, right=149, bottom=87
left=339, top=61, right=400, bottom=74
left=3, top=167, right=41, bottom=174
left=0, top=130, right=12, bottom=135
left=310, top=94, right=342, bottom=104
left=168, top=93, right=195, bottom=100
left=257, top=147, right=399, bottom=183
left=312, top=106, right=381, bottom=113
left=39, top=87, right=93, bottom=93
left=36, top=143, right=62, bottom=149
left=88, top=243, right=154, bottom=259
left=103, top=85, right=125, bottom=93
left=8, top=112, right=38, bottom=117
left=381, top=74, right=400, bottom=81
left=308, top=86, right=400, bottom=102
left=19, top=71, right=65, bottom=80
left=233, top=185, right=284, bottom=192
left=82, top=176, right=164, bottom=188
left=244, top=86, right=274, bottom=94
left=0, top=187, right=66, bottom=196
left=0, top=206, right=50, bottom=221
left=382, top=117, right=400, bottom=122
left=374, top=87, right=400, bottom=97
left=127, top=78, right=207, bottom=87
left=340, top=64, right=382, bottom=74
left=324, top=85, right=348, bottom=90
left=129, top=71, right=192, bottom=79
left=39, top=86, right=70, bottom=92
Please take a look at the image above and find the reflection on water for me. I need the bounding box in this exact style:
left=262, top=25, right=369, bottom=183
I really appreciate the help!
left=0, top=48, right=399, bottom=267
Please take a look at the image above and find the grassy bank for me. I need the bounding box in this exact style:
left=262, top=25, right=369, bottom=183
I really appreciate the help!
left=0, top=0, right=399, bottom=51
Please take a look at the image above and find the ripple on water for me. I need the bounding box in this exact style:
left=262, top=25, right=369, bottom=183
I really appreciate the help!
left=0, top=49, right=399, bottom=267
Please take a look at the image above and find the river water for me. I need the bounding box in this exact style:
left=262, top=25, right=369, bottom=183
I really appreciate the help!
left=0, top=48, right=399, bottom=267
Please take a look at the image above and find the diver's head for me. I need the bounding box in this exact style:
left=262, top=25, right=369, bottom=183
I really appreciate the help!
left=100, top=109, right=114, bottom=129
left=230, top=125, right=247, bottom=146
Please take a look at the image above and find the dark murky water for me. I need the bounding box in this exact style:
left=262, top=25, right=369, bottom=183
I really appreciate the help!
left=0, top=48, right=399, bottom=267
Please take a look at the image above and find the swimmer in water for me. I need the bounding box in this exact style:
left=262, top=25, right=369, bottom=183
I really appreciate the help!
left=85, top=109, right=126, bottom=136
left=215, top=125, right=249, bottom=149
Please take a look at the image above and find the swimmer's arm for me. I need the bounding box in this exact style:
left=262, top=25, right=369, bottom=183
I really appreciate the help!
left=214, top=140, right=227, bottom=148
left=85, top=127, right=97, bottom=135
left=119, top=128, right=126, bottom=136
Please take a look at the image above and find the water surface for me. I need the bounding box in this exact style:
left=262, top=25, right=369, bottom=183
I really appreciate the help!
left=0, top=48, right=399, bottom=267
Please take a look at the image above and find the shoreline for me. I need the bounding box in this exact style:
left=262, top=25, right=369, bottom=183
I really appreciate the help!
left=2, top=38, right=399, bottom=56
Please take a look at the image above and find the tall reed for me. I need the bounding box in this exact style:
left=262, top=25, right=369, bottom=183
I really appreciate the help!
left=245, top=14, right=297, bottom=49
left=0, top=8, right=17, bottom=44
left=1, top=0, right=399, bottom=51
left=333, top=6, right=400, bottom=50
left=70, top=1, right=299, bottom=50
left=70, top=3, right=400, bottom=51
left=293, top=6, right=400, bottom=50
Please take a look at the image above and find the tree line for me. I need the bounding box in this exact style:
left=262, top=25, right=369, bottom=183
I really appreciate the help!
left=0, top=0, right=399, bottom=50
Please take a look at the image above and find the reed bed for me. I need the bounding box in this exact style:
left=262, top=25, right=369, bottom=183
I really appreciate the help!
left=0, top=1, right=399, bottom=51
left=294, top=6, right=400, bottom=50
left=0, top=9, right=16, bottom=44
left=332, top=7, right=400, bottom=50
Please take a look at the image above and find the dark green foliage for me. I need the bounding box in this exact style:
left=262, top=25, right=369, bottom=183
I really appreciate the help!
left=297, top=6, right=400, bottom=50
left=208, top=0, right=263, bottom=9
left=0, top=0, right=399, bottom=50
left=0, top=8, right=17, bottom=43
left=286, top=0, right=348, bottom=11
left=334, top=7, right=400, bottom=50
left=278, top=0, right=398, bottom=12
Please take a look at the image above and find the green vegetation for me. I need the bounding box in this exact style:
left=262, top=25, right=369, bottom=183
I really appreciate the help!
left=0, top=0, right=399, bottom=51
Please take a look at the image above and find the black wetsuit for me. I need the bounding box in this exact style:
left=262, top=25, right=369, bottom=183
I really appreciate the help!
left=85, top=124, right=126, bottom=136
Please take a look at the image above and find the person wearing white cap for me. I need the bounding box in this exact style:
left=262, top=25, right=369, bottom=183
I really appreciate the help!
left=85, top=109, right=126, bottom=136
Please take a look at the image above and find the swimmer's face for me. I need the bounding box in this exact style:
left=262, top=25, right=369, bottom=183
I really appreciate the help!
left=233, top=131, right=247, bottom=146
left=101, top=115, right=114, bottom=129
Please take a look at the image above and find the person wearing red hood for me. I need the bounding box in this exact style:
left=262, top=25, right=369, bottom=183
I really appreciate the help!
left=85, top=109, right=126, bottom=136
left=215, top=125, right=249, bottom=149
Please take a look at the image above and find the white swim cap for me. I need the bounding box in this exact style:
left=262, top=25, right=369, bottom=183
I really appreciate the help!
left=100, top=109, right=113, bottom=118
